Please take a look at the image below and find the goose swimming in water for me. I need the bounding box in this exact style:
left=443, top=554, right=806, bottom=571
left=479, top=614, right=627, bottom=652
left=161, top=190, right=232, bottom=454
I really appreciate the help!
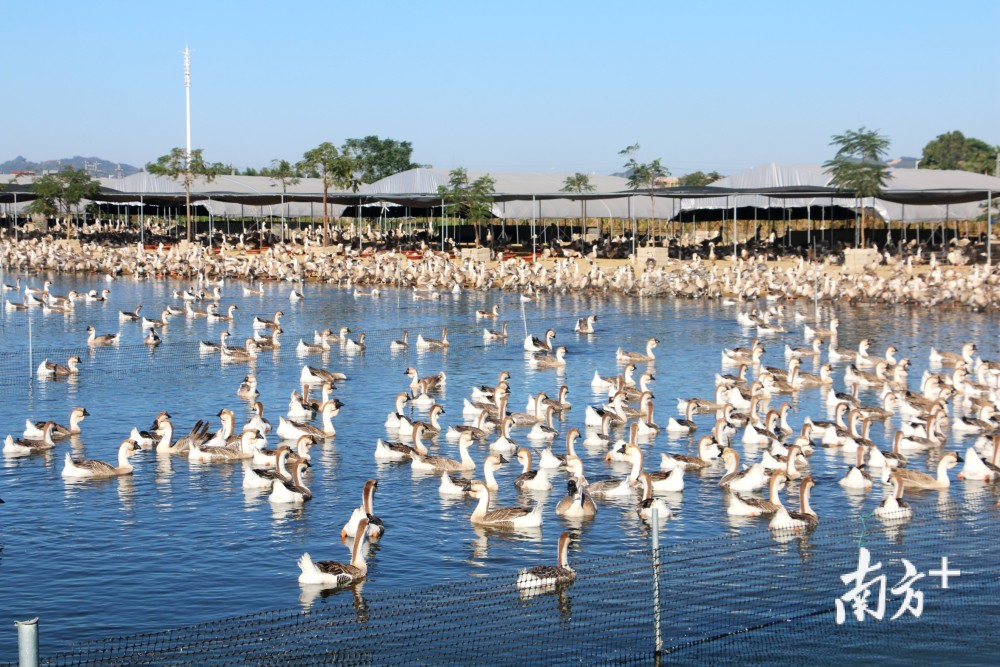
left=412, top=431, right=476, bottom=471
left=617, top=338, right=658, bottom=364
left=574, top=314, right=598, bottom=334
left=374, top=423, right=431, bottom=462
left=342, top=479, right=385, bottom=541
left=523, top=328, right=556, bottom=353
left=483, top=321, right=509, bottom=342
left=4, top=422, right=57, bottom=455
left=727, top=469, right=786, bottom=517
left=874, top=471, right=912, bottom=520
left=894, top=451, right=962, bottom=490
left=253, top=310, right=284, bottom=330
left=416, top=327, right=449, bottom=351
left=531, top=345, right=568, bottom=369
left=37, top=355, right=82, bottom=379
left=555, top=475, right=597, bottom=518
left=636, top=472, right=672, bottom=521
left=384, top=392, right=412, bottom=430
left=390, top=331, right=409, bottom=351
left=769, top=474, right=819, bottom=531
left=440, top=453, right=507, bottom=496
left=277, top=400, right=343, bottom=440
left=119, top=304, right=142, bottom=322
left=297, top=518, right=371, bottom=587
left=24, top=407, right=89, bottom=440
left=476, top=304, right=500, bottom=320
left=469, top=480, right=543, bottom=528
left=270, top=458, right=312, bottom=503
left=86, top=325, right=119, bottom=346
left=516, top=531, right=575, bottom=591
left=514, top=447, right=552, bottom=491
left=718, top=447, right=766, bottom=492
left=300, top=365, right=347, bottom=386
left=62, top=438, right=141, bottom=479
left=221, top=338, right=258, bottom=363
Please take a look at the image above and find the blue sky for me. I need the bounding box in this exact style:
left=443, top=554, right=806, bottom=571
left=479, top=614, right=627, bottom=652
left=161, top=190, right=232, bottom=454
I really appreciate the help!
left=4, top=1, right=997, bottom=176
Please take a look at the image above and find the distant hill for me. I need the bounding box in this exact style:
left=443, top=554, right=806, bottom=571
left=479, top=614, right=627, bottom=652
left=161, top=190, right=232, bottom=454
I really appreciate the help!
left=0, top=155, right=141, bottom=178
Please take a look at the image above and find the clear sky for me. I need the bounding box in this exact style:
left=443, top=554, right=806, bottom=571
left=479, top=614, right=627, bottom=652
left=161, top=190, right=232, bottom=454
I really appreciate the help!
left=4, top=0, right=997, bottom=177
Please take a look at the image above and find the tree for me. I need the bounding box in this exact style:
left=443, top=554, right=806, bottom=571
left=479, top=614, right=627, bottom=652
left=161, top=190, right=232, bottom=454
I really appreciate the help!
left=437, top=167, right=496, bottom=248
left=27, top=167, right=100, bottom=238
left=561, top=173, right=597, bottom=237
left=268, top=159, right=300, bottom=194
left=342, top=136, right=421, bottom=183
left=620, top=144, right=669, bottom=242
left=677, top=170, right=723, bottom=187
left=921, top=131, right=998, bottom=174
left=147, top=148, right=220, bottom=241
left=297, top=142, right=356, bottom=245
left=823, top=127, right=891, bottom=248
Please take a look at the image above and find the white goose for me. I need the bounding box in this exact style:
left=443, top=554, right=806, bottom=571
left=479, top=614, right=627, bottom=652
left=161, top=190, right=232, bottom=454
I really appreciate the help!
left=617, top=338, right=658, bottom=364
left=341, top=479, right=385, bottom=541
left=297, top=518, right=371, bottom=587
left=516, top=532, right=575, bottom=591
left=277, top=400, right=343, bottom=440
left=62, top=439, right=140, bottom=479
left=469, top=480, right=543, bottom=528
left=440, top=453, right=507, bottom=496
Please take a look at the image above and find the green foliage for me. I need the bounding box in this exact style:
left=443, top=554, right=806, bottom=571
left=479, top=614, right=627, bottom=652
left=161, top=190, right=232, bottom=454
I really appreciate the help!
left=437, top=167, right=496, bottom=247
left=560, top=173, right=596, bottom=193
left=677, top=171, right=723, bottom=187
left=267, top=159, right=300, bottom=193
left=342, top=136, right=421, bottom=183
left=921, top=131, right=998, bottom=174
left=297, top=142, right=359, bottom=244
left=27, top=167, right=100, bottom=224
left=147, top=148, right=220, bottom=241
left=822, top=127, right=890, bottom=199
left=619, top=143, right=669, bottom=190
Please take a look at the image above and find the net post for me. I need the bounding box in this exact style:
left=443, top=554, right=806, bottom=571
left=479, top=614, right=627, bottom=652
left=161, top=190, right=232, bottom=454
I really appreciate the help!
left=16, top=617, right=39, bottom=667
left=651, top=507, right=663, bottom=662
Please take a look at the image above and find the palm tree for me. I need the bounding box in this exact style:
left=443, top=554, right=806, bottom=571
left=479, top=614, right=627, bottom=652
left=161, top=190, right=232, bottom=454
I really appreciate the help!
left=561, top=173, right=596, bottom=238
left=823, top=127, right=890, bottom=248
left=620, top=144, right=669, bottom=244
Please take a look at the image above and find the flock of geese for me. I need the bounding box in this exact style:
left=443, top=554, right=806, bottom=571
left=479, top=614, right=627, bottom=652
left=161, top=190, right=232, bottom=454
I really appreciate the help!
left=2, top=258, right=1000, bottom=599
left=3, top=235, right=1000, bottom=310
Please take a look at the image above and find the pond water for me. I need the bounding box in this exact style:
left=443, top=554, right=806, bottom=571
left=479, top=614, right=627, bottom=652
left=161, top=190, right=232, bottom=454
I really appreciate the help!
left=0, top=268, right=997, bottom=660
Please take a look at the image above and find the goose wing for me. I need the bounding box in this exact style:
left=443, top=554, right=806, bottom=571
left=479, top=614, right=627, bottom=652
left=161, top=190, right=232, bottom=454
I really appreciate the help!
left=484, top=505, right=534, bottom=523
left=71, top=458, right=118, bottom=475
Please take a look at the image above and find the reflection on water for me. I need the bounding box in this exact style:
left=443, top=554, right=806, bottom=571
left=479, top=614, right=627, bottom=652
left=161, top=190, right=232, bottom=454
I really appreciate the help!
left=0, top=272, right=998, bottom=658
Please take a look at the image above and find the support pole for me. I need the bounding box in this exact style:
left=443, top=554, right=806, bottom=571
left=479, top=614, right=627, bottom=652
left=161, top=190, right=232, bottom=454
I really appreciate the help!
left=16, top=617, right=38, bottom=667
left=989, top=190, right=993, bottom=268
left=651, top=508, right=663, bottom=661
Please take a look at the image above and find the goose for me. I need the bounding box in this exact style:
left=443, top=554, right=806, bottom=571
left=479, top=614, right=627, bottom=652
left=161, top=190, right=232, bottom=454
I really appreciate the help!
left=587, top=444, right=643, bottom=498
left=469, top=480, right=543, bottom=528
left=583, top=412, right=614, bottom=449
left=277, top=400, right=342, bottom=440
left=221, top=338, right=258, bottom=363
left=769, top=475, right=818, bottom=531
left=201, top=330, right=232, bottom=354
left=384, top=392, right=412, bottom=430
left=342, top=479, right=385, bottom=541
left=574, top=314, right=598, bottom=334
left=236, top=375, right=259, bottom=400
left=297, top=331, right=330, bottom=355
left=958, top=444, right=1000, bottom=482
left=4, top=422, right=57, bottom=455
left=446, top=410, right=491, bottom=441
left=514, top=447, right=552, bottom=491
left=5, top=294, right=28, bottom=311
left=245, top=401, right=272, bottom=435
left=254, top=434, right=313, bottom=469
left=86, top=325, right=119, bottom=346
left=353, top=288, right=380, bottom=298
left=242, top=283, right=265, bottom=296
left=874, top=471, right=913, bottom=520
left=252, top=310, right=283, bottom=330
left=660, top=435, right=719, bottom=471
left=324, top=327, right=352, bottom=344
left=795, top=363, right=834, bottom=388
left=483, top=321, right=509, bottom=342
left=190, top=429, right=261, bottom=463
left=516, top=531, right=575, bottom=591
left=636, top=402, right=661, bottom=436
left=784, top=338, right=823, bottom=360
left=555, top=476, right=597, bottom=518
left=635, top=472, right=673, bottom=521
left=411, top=431, right=476, bottom=471
left=119, top=305, right=142, bottom=322
left=144, top=330, right=161, bottom=346
left=617, top=338, right=658, bottom=364
left=727, top=469, right=786, bottom=516
left=838, top=446, right=874, bottom=490
left=269, top=458, right=312, bottom=503
left=297, top=518, right=371, bottom=587
left=677, top=385, right=729, bottom=415
left=894, top=451, right=962, bottom=490
left=300, top=365, right=347, bottom=386
left=537, top=426, right=579, bottom=468
left=951, top=404, right=998, bottom=434
left=440, top=453, right=507, bottom=496
left=62, top=438, right=141, bottom=479
left=404, top=367, right=445, bottom=394
left=929, top=342, right=976, bottom=367
left=828, top=339, right=870, bottom=364
left=2, top=278, right=20, bottom=292
left=722, top=343, right=764, bottom=366
left=36, top=356, right=82, bottom=379
left=593, top=363, right=636, bottom=391
left=396, top=403, right=445, bottom=437
left=718, top=447, right=766, bottom=492
left=476, top=304, right=500, bottom=320
left=416, top=327, right=449, bottom=351
left=242, top=448, right=289, bottom=490
left=804, top=318, right=839, bottom=340
left=84, top=288, right=110, bottom=302
left=666, top=402, right=697, bottom=434
left=390, top=331, right=409, bottom=351
left=527, top=406, right=560, bottom=443
left=344, top=332, right=367, bottom=353
left=155, top=419, right=211, bottom=455
left=253, top=328, right=282, bottom=350
left=138, top=309, right=170, bottom=330
left=522, top=328, right=556, bottom=354
left=24, top=407, right=89, bottom=440
left=584, top=392, right=628, bottom=427
left=531, top=345, right=568, bottom=369
left=374, top=423, right=431, bottom=462
left=845, top=362, right=889, bottom=388
left=626, top=444, right=685, bottom=493
left=867, top=432, right=908, bottom=470
left=289, top=288, right=305, bottom=302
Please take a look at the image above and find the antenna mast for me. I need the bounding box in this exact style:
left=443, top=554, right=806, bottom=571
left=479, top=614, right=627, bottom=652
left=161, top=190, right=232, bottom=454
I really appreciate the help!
left=184, top=46, right=192, bottom=162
